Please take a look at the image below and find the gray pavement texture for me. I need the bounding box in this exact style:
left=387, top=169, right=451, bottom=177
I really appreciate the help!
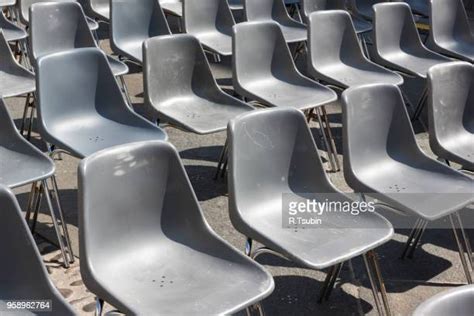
left=4, top=9, right=474, bottom=316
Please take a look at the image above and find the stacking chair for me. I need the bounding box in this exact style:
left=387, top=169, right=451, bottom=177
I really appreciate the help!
left=79, top=141, right=274, bottom=315
left=341, top=84, right=474, bottom=283
left=36, top=48, right=167, bottom=159
left=144, top=34, right=253, bottom=175
left=413, top=285, right=474, bottom=316
left=183, top=0, right=235, bottom=57
left=427, top=0, right=474, bottom=63
left=0, top=10, right=27, bottom=42
left=18, top=0, right=99, bottom=31
left=87, top=0, right=109, bottom=22
left=228, top=107, right=394, bottom=315
left=372, top=2, right=450, bottom=119
left=0, top=30, right=35, bottom=98
left=427, top=62, right=474, bottom=172
left=233, top=21, right=339, bottom=171
left=160, top=0, right=182, bottom=17
left=0, top=186, right=75, bottom=315
left=244, top=0, right=306, bottom=43
left=348, top=0, right=388, bottom=21
left=29, top=2, right=130, bottom=101
left=110, top=0, right=171, bottom=64
left=0, top=99, right=74, bottom=268
left=301, top=0, right=372, bottom=35
left=308, top=10, right=403, bottom=89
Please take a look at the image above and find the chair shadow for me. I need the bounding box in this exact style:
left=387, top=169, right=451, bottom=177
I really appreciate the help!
left=184, top=165, right=227, bottom=201
left=180, top=145, right=223, bottom=163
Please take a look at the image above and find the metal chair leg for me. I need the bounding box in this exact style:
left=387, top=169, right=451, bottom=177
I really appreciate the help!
left=119, top=75, right=133, bottom=108
left=364, top=250, right=391, bottom=316
left=314, top=108, right=337, bottom=172
left=450, top=214, right=473, bottom=284
left=214, top=138, right=228, bottom=180
left=320, top=106, right=340, bottom=171
left=50, top=175, right=75, bottom=263
left=20, top=93, right=31, bottom=135
left=246, top=302, right=265, bottom=316
left=318, top=262, right=343, bottom=302
left=95, top=297, right=104, bottom=316
left=407, top=220, right=428, bottom=259
left=24, top=181, right=38, bottom=224
left=42, top=179, right=70, bottom=268
left=30, top=183, right=44, bottom=233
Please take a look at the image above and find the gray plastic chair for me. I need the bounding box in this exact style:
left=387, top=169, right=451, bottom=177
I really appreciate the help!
left=144, top=34, right=253, bottom=134
left=0, top=98, right=74, bottom=268
left=427, top=62, right=474, bottom=171
left=233, top=21, right=339, bottom=170
left=19, top=0, right=99, bottom=30
left=413, top=285, right=474, bottom=316
left=372, top=2, right=449, bottom=78
left=302, top=0, right=372, bottom=34
left=341, top=84, right=474, bottom=281
left=233, top=21, right=336, bottom=110
left=0, top=185, right=75, bottom=315
left=160, top=0, right=182, bottom=16
left=0, top=30, right=35, bottom=98
left=183, top=0, right=235, bottom=56
left=228, top=107, right=394, bottom=315
left=79, top=140, right=274, bottom=315
left=348, top=0, right=388, bottom=21
left=29, top=1, right=128, bottom=77
left=110, top=0, right=171, bottom=64
left=36, top=48, right=167, bottom=158
left=87, top=0, right=109, bottom=21
left=427, top=0, right=474, bottom=63
left=308, top=10, right=403, bottom=89
left=0, top=11, right=27, bottom=42
left=244, top=0, right=306, bottom=43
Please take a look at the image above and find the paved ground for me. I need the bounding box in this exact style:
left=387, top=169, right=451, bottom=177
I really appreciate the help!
left=4, top=10, right=474, bottom=316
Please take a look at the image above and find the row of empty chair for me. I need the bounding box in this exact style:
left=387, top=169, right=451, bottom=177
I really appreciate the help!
left=0, top=0, right=473, bottom=315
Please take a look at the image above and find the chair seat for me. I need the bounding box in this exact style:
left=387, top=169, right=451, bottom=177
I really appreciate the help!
left=90, top=238, right=273, bottom=315
left=161, top=2, right=182, bottom=16
left=45, top=116, right=167, bottom=158
left=93, top=5, right=110, bottom=21
left=238, top=194, right=393, bottom=269
left=156, top=96, right=253, bottom=134
left=360, top=160, right=474, bottom=221
left=279, top=23, right=307, bottom=43
left=242, top=77, right=337, bottom=110
left=352, top=15, right=372, bottom=34
left=0, top=18, right=27, bottom=42
left=437, top=41, right=474, bottom=63
left=0, top=71, right=35, bottom=98
left=107, top=55, right=128, bottom=76
left=377, top=51, right=449, bottom=78
left=195, top=32, right=232, bottom=56
left=413, top=284, right=474, bottom=316
left=0, top=144, right=54, bottom=188
left=115, top=40, right=143, bottom=63
left=318, top=63, right=403, bottom=88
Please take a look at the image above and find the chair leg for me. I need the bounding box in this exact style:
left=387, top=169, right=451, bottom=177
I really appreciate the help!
left=118, top=75, right=133, bottom=109
left=411, top=86, right=428, bottom=122
left=363, top=250, right=391, bottom=316
left=24, top=181, right=38, bottom=224
left=42, top=179, right=70, bottom=268
left=314, top=108, right=337, bottom=172
left=407, top=220, right=428, bottom=259
left=50, top=175, right=75, bottom=263
left=20, top=93, right=31, bottom=135
left=450, top=214, right=473, bottom=284
left=400, top=218, right=422, bottom=259
left=27, top=105, right=35, bottom=140
left=358, top=33, right=370, bottom=59
left=30, top=182, right=44, bottom=233
left=320, top=106, right=340, bottom=171
left=95, top=297, right=104, bottom=316
left=214, top=138, right=228, bottom=180
left=318, top=262, right=343, bottom=302
left=246, top=302, right=265, bottom=316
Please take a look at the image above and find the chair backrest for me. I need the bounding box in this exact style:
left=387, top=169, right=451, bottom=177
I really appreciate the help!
left=36, top=48, right=128, bottom=136
left=110, top=0, right=170, bottom=55
left=232, top=21, right=298, bottom=90
left=78, top=141, right=209, bottom=289
left=30, top=2, right=95, bottom=62
left=144, top=34, right=220, bottom=110
left=302, top=0, right=347, bottom=19
left=373, top=2, right=425, bottom=59
left=0, top=30, right=26, bottom=73
left=348, top=0, right=387, bottom=19
left=19, top=0, right=76, bottom=24
left=341, top=84, right=421, bottom=188
left=183, top=0, right=234, bottom=35
left=0, top=99, right=27, bottom=146
left=0, top=185, right=75, bottom=315
left=429, top=0, right=471, bottom=47
left=428, top=62, right=474, bottom=147
left=244, top=0, right=290, bottom=22
left=308, top=10, right=366, bottom=71
left=228, top=107, right=333, bottom=221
